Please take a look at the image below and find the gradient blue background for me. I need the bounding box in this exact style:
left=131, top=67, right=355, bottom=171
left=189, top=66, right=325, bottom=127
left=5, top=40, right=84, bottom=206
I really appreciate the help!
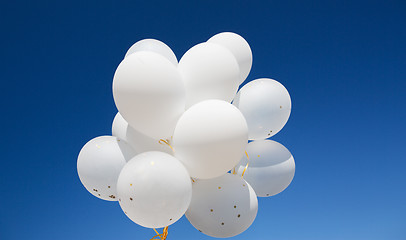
left=1, top=1, right=405, bottom=239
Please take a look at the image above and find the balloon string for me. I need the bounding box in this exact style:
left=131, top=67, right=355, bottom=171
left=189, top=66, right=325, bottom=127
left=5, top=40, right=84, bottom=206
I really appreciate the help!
left=241, top=151, right=250, bottom=178
left=151, top=227, right=168, bottom=240
left=158, top=139, right=175, bottom=153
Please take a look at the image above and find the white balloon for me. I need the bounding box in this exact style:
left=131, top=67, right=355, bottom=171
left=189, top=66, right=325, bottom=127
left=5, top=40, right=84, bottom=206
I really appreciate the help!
left=112, top=112, right=128, bottom=141
left=126, top=127, right=174, bottom=155
left=117, top=151, right=192, bottom=228
left=125, top=39, right=178, bottom=65
left=113, top=51, right=186, bottom=140
left=173, top=100, right=248, bottom=179
left=112, top=112, right=173, bottom=155
left=77, top=136, right=136, bottom=201
left=178, top=42, right=240, bottom=108
left=235, top=140, right=295, bottom=197
left=186, top=173, right=258, bottom=238
left=233, top=78, right=291, bottom=140
left=208, top=32, right=252, bottom=85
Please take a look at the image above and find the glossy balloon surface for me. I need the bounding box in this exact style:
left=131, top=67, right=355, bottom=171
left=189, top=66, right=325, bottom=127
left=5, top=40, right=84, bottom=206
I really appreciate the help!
left=178, top=42, right=240, bottom=108
left=208, top=32, right=252, bottom=84
left=117, top=151, right=192, bottom=228
left=233, top=78, right=291, bottom=140
left=77, top=136, right=136, bottom=201
left=113, top=51, right=185, bottom=139
left=236, top=140, right=295, bottom=197
left=186, top=174, right=258, bottom=238
left=125, top=39, right=178, bottom=65
left=112, top=112, right=173, bottom=155
left=173, top=100, right=248, bottom=179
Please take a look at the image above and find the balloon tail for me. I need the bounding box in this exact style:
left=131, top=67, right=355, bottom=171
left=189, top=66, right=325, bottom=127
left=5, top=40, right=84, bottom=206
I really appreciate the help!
left=151, top=227, right=168, bottom=240
left=241, top=151, right=250, bottom=178
left=158, top=139, right=175, bottom=153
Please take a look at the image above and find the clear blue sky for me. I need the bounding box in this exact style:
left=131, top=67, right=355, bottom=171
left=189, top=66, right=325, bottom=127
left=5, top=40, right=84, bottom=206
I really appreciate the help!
left=1, top=1, right=405, bottom=239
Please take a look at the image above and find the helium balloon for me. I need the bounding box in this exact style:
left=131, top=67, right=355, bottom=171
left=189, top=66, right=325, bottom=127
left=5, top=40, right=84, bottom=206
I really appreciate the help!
left=126, top=127, right=174, bottom=155
left=125, top=39, right=178, bottom=65
left=117, top=151, right=192, bottom=228
left=178, top=42, right=240, bottom=108
left=173, top=100, right=248, bottom=179
left=77, top=136, right=136, bottom=201
left=113, top=51, right=186, bottom=140
left=186, top=173, right=258, bottom=238
left=208, top=32, right=252, bottom=85
left=112, top=112, right=128, bottom=141
left=112, top=112, right=173, bottom=155
left=235, top=140, right=295, bottom=197
left=233, top=78, right=291, bottom=140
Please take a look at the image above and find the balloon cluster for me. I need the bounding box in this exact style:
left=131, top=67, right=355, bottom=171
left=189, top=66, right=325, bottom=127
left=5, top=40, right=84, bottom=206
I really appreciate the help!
left=77, top=32, right=295, bottom=239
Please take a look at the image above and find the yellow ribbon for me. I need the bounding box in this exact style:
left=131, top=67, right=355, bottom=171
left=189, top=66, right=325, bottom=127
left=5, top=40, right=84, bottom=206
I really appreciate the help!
left=241, top=151, right=250, bottom=178
left=151, top=227, right=168, bottom=240
left=158, top=139, right=175, bottom=153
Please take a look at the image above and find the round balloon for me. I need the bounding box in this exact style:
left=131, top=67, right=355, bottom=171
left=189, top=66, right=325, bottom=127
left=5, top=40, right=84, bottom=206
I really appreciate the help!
left=173, top=100, right=248, bottom=179
left=112, top=112, right=173, bottom=155
left=125, top=39, right=178, bottom=65
left=186, top=173, right=258, bottom=238
left=178, top=42, right=240, bottom=108
left=235, top=140, right=295, bottom=197
left=117, top=151, right=192, bottom=228
left=208, top=32, right=252, bottom=85
left=113, top=51, right=185, bottom=140
left=77, top=136, right=136, bottom=201
left=233, top=78, right=291, bottom=140
left=112, top=112, right=128, bottom=141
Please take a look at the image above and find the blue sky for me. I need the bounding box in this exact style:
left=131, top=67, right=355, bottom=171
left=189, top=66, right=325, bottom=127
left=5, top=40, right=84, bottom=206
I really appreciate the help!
left=1, top=0, right=405, bottom=239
